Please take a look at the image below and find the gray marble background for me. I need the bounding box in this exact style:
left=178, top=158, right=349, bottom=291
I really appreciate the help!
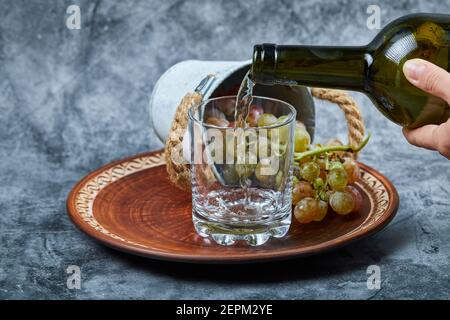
left=1, top=0, right=449, bottom=299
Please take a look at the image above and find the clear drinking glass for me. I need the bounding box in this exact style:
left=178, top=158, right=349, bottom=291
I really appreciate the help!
left=188, top=96, right=296, bottom=246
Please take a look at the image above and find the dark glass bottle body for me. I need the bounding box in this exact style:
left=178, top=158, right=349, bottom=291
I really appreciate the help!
left=252, top=14, right=450, bottom=128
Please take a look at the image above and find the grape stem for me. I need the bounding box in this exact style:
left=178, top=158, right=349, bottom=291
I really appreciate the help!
left=294, top=133, right=371, bottom=161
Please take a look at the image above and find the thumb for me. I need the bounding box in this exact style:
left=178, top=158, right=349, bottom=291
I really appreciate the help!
left=403, top=59, right=450, bottom=104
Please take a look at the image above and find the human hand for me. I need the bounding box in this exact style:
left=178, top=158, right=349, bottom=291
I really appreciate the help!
left=402, top=58, right=450, bottom=159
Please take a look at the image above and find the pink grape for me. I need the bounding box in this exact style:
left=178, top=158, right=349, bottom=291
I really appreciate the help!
left=343, top=157, right=361, bottom=183
left=344, top=185, right=363, bottom=213
left=292, top=181, right=315, bottom=205
left=247, top=105, right=264, bottom=127
left=313, top=200, right=328, bottom=222
left=294, top=197, right=317, bottom=224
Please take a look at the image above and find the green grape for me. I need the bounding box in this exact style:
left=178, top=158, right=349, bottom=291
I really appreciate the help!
left=294, top=127, right=310, bottom=152
left=329, top=161, right=344, bottom=171
left=294, top=197, right=317, bottom=224
left=277, top=115, right=289, bottom=123
left=222, top=165, right=239, bottom=184
left=257, top=113, right=278, bottom=127
left=327, top=168, right=348, bottom=191
left=300, top=161, right=320, bottom=182
left=319, top=190, right=333, bottom=202
left=292, top=181, right=314, bottom=205
left=342, top=157, right=361, bottom=183
left=330, top=191, right=355, bottom=215
left=313, top=200, right=328, bottom=222
left=292, top=175, right=300, bottom=186
left=235, top=163, right=255, bottom=178
left=313, top=177, right=324, bottom=190
left=318, top=190, right=329, bottom=202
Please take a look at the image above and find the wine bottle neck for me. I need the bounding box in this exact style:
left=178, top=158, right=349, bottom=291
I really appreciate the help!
left=252, top=43, right=368, bottom=91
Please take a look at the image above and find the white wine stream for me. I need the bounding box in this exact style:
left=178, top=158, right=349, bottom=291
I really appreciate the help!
left=234, top=70, right=255, bottom=128
left=233, top=70, right=255, bottom=206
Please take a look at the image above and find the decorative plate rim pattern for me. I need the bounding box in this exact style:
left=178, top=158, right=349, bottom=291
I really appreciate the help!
left=73, top=152, right=166, bottom=248
left=67, top=150, right=399, bottom=263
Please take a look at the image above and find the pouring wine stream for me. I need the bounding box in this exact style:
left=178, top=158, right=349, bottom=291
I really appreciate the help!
left=233, top=71, right=255, bottom=206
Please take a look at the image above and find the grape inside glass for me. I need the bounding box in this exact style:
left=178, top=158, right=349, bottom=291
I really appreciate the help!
left=189, top=96, right=296, bottom=246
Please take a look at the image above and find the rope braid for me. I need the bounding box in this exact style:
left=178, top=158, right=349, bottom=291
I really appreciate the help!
left=311, top=88, right=365, bottom=150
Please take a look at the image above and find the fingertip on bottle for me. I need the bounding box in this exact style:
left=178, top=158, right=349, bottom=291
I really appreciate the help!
left=403, top=59, right=426, bottom=83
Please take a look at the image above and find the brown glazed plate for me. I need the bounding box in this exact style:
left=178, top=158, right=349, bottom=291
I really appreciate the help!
left=67, top=150, right=399, bottom=264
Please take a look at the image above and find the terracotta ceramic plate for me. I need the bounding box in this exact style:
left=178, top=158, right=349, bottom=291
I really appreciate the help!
left=67, top=150, right=399, bottom=264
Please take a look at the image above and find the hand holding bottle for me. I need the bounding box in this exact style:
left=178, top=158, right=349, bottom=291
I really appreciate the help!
left=403, top=59, right=450, bottom=159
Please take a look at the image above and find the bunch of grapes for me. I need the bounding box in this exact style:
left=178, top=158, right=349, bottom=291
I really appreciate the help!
left=204, top=99, right=369, bottom=225
left=292, top=125, right=365, bottom=224
left=205, top=103, right=290, bottom=188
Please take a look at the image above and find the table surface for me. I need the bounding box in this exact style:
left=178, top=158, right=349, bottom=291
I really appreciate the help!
left=1, top=0, right=449, bottom=299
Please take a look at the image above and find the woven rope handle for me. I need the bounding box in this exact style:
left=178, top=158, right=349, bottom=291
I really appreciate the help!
left=164, top=92, right=202, bottom=191
left=311, top=88, right=365, bottom=150
left=165, top=89, right=365, bottom=191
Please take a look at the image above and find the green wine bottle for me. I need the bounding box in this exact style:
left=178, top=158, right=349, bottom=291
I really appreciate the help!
left=252, top=13, right=450, bottom=128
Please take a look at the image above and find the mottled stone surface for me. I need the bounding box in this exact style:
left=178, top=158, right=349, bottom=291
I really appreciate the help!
left=0, top=0, right=449, bottom=299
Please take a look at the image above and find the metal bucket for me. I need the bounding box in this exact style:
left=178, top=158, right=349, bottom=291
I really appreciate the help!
left=149, top=59, right=316, bottom=143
